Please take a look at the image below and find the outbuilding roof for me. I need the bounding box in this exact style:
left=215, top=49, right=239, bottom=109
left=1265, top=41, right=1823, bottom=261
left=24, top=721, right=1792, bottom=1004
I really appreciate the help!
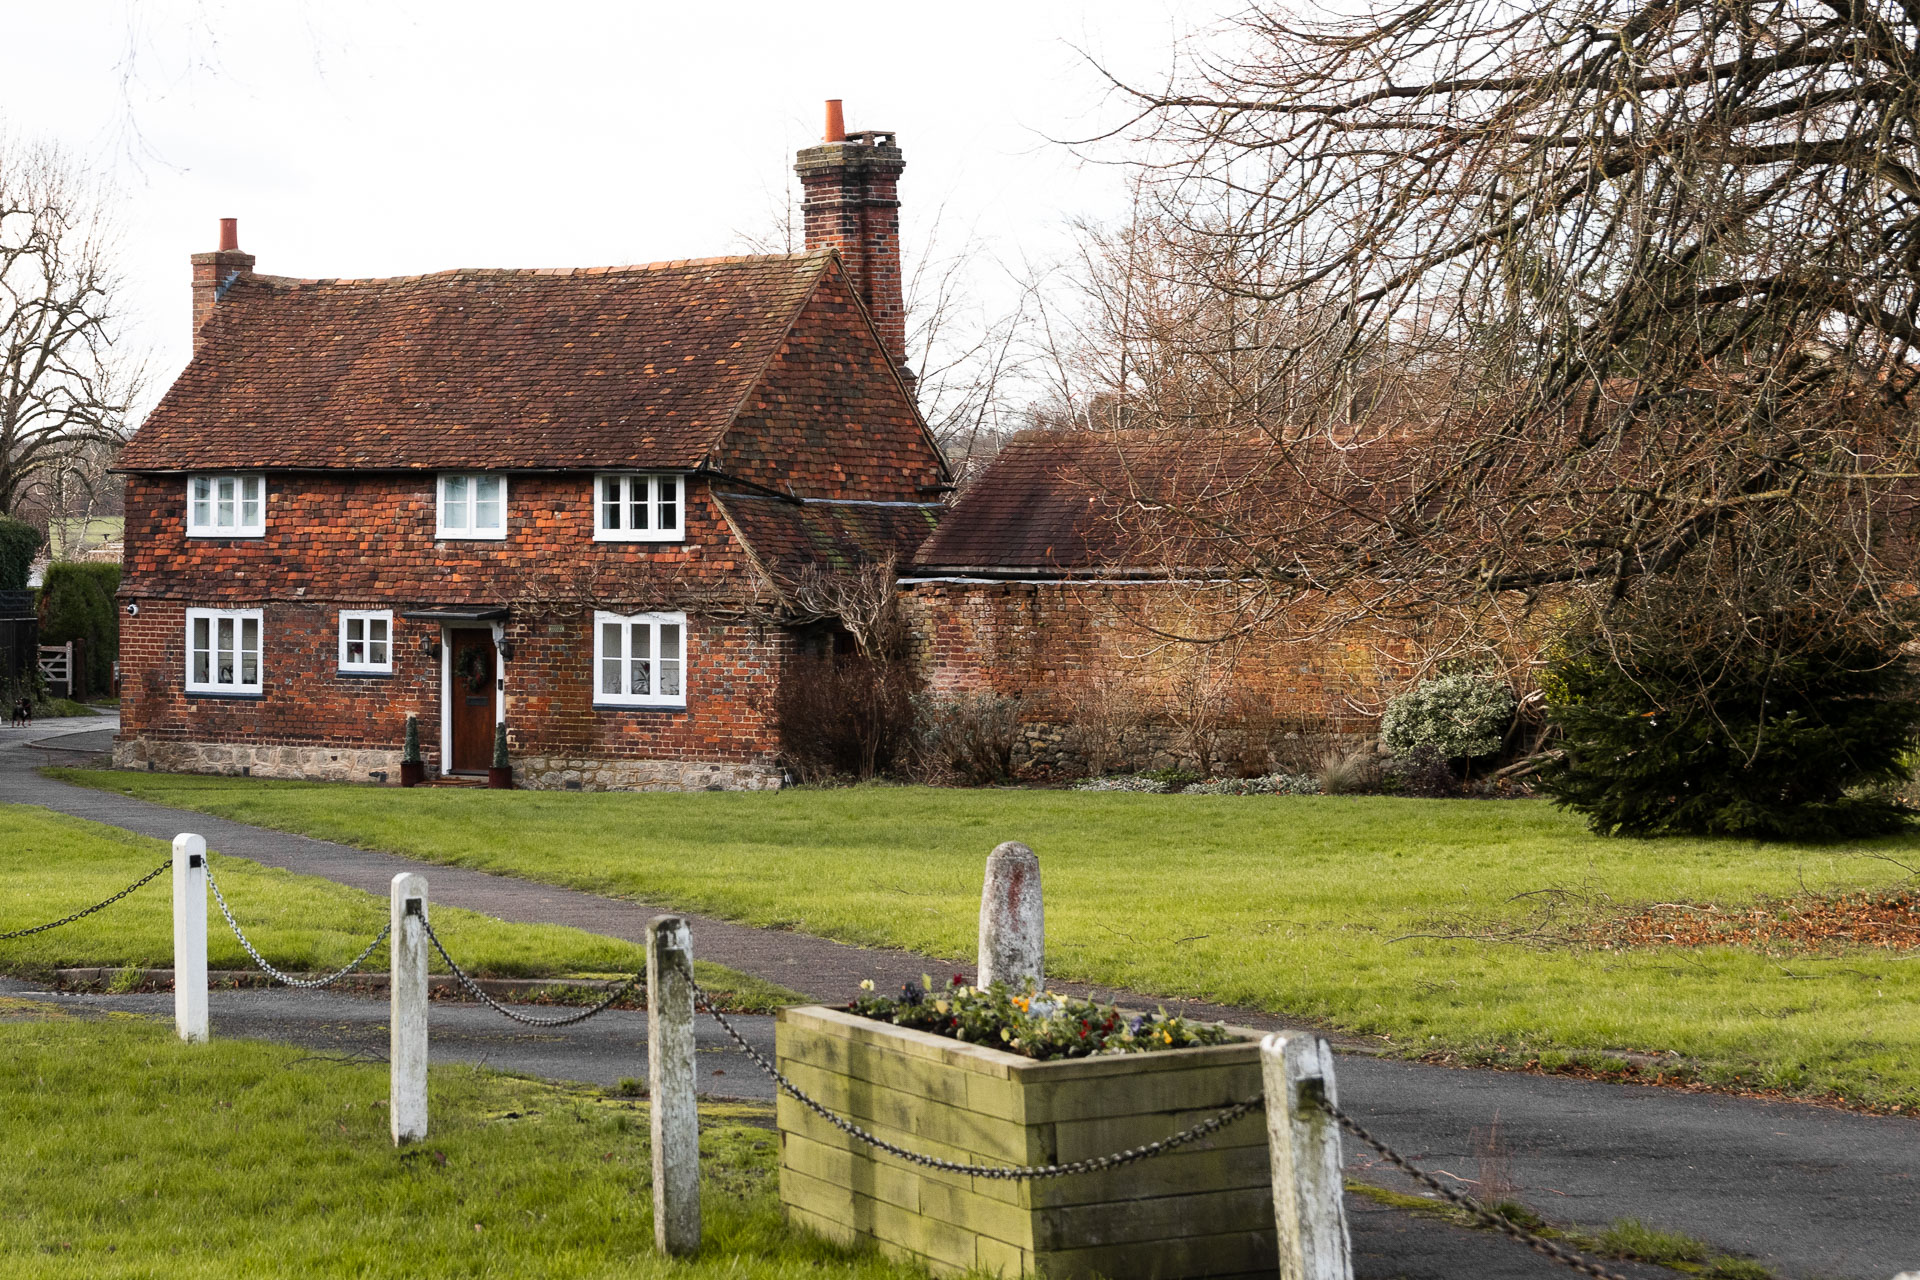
left=718, top=492, right=941, bottom=577
left=911, top=429, right=1387, bottom=575
left=120, top=253, right=842, bottom=473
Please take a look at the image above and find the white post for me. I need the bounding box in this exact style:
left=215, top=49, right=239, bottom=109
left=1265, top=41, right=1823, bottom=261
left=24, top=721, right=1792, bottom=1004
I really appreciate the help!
left=171, top=833, right=208, bottom=1044
left=390, top=872, right=429, bottom=1145
left=978, top=840, right=1044, bottom=990
left=1263, top=1033, right=1353, bottom=1280
left=647, top=915, right=700, bottom=1256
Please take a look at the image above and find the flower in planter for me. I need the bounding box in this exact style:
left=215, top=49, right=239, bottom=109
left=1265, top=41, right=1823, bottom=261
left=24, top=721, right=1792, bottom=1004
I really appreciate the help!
left=846, top=974, right=1236, bottom=1062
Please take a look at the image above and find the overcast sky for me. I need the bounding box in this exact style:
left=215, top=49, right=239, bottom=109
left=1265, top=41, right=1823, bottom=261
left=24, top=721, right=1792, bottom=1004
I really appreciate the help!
left=4, top=1, right=1218, bottom=409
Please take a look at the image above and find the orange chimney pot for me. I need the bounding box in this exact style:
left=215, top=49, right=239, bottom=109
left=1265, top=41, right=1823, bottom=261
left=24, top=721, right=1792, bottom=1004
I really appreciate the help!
left=823, top=99, right=846, bottom=143
left=218, top=218, right=239, bottom=252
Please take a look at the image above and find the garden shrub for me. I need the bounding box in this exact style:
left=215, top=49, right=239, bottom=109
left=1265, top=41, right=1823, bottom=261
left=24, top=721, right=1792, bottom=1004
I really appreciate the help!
left=776, top=644, right=920, bottom=782
left=38, top=561, right=120, bottom=697
left=1183, top=773, right=1320, bottom=796
left=1315, top=747, right=1378, bottom=795
left=1070, top=774, right=1172, bottom=794
left=1380, top=673, right=1517, bottom=760
left=0, top=518, right=39, bottom=590
left=1380, top=748, right=1459, bottom=797
left=1537, top=587, right=1920, bottom=840
left=916, top=690, right=1021, bottom=784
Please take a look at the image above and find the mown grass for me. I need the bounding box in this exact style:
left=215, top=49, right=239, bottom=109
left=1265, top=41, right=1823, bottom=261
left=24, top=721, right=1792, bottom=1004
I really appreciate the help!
left=0, top=1005, right=921, bottom=1279
left=0, top=804, right=801, bottom=1006
left=51, top=773, right=1920, bottom=1109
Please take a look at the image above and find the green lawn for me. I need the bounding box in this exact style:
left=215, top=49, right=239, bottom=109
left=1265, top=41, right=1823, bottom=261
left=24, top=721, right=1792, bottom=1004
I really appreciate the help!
left=0, top=1004, right=919, bottom=1278
left=0, top=804, right=799, bottom=1006
left=52, top=772, right=1920, bottom=1110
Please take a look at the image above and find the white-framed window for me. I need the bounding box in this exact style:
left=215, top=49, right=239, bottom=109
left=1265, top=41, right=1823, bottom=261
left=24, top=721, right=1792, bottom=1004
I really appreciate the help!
left=437, top=473, right=507, bottom=539
left=594, top=473, right=684, bottom=542
left=185, top=608, right=264, bottom=695
left=186, top=474, right=265, bottom=537
left=338, top=610, right=393, bottom=674
left=593, top=611, right=686, bottom=707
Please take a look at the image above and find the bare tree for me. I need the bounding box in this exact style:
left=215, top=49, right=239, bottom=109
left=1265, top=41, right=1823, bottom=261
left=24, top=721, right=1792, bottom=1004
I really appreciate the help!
left=1057, top=0, right=1920, bottom=634
left=0, top=133, right=141, bottom=520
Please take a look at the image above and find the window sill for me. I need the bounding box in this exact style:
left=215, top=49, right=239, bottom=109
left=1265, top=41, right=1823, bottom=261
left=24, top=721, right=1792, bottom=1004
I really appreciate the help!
left=592, top=532, right=687, bottom=544
left=183, top=690, right=266, bottom=700
left=184, top=532, right=266, bottom=540
left=592, top=702, right=688, bottom=713
left=434, top=532, right=508, bottom=542
left=336, top=669, right=394, bottom=679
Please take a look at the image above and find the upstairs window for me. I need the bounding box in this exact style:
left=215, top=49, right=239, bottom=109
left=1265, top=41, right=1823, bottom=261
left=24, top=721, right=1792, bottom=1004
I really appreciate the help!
left=437, top=474, right=507, bottom=539
left=338, top=610, right=393, bottom=674
left=595, top=473, right=684, bottom=542
left=186, top=474, right=264, bottom=537
left=594, top=611, right=686, bottom=707
left=185, top=608, right=263, bottom=695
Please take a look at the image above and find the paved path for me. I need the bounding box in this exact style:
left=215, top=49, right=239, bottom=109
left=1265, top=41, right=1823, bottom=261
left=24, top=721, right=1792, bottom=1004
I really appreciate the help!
left=3, top=720, right=1917, bottom=1279
left=0, top=975, right=778, bottom=1097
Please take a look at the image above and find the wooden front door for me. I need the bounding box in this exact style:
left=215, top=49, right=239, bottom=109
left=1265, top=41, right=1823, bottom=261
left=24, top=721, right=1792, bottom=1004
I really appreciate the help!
left=448, top=629, right=497, bottom=773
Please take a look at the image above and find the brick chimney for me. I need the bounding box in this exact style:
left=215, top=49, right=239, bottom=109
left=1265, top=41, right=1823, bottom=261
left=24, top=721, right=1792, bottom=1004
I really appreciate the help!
left=795, top=101, right=910, bottom=388
left=190, top=218, right=255, bottom=352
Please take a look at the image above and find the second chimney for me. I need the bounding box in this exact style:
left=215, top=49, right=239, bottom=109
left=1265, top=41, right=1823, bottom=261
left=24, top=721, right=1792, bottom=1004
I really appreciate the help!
left=795, top=102, right=910, bottom=387
left=190, top=218, right=256, bottom=353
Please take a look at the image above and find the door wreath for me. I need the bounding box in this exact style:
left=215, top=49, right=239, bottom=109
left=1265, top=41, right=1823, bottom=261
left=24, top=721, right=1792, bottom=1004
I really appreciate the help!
left=461, top=646, right=491, bottom=694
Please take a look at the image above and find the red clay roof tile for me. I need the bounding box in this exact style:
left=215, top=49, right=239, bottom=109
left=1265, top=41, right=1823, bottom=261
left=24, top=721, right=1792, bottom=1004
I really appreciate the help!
left=121, top=253, right=836, bottom=472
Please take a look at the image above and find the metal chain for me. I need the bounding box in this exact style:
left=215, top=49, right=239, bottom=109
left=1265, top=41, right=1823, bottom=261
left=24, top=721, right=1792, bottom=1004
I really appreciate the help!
left=1325, top=1100, right=1630, bottom=1280
left=205, top=862, right=391, bottom=989
left=419, top=917, right=643, bottom=1026
left=689, top=975, right=1263, bottom=1180
left=0, top=859, right=173, bottom=940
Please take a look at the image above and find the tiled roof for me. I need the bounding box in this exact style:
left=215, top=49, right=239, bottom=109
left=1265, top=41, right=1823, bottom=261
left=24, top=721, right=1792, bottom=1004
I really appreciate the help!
left=910, top=432, right=1142, bottom=570
left=717, top=491, right=940, bottom=577
left=912, top=429, right=1383, bottom=572
left=120, top=254, right=838, bottom=472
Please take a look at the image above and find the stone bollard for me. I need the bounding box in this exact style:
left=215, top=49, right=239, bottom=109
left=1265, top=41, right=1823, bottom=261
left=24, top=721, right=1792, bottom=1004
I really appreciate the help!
left=977, top=841, right=1043, bottom=990
left=648, top=915, right=700, bottom=1256
left=1262, top=1033, right=1353, bottom=1280
left=172, top=834, right=209, bottom=1044
left=390, top=872, right=429, bottom=1145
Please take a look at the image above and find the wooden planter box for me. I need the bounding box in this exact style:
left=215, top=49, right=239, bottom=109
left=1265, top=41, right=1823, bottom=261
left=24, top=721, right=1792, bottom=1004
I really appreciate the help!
left=776, top=1005, right=1273, bottom=1279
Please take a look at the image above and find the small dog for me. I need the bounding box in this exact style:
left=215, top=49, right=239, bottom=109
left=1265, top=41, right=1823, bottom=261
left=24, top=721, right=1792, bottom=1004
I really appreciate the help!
left=7, top=699, right=29, bottom=729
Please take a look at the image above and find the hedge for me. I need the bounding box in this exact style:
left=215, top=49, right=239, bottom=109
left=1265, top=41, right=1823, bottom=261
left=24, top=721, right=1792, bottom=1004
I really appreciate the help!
left=39, top=562, right=120, bottom=697
left=0, top=518, right=39, bottom=591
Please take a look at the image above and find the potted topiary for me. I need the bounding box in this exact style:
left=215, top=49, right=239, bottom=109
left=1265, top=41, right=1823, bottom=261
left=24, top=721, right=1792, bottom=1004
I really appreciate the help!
left=399, top=714, right=426, bottom=787
left=488, top=721, right=513, bottom=789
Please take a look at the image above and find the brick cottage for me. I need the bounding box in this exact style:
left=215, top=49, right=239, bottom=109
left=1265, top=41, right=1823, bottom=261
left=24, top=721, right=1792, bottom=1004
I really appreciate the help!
left=116, top=106, right=1434, bottom=789
left=115, top=113, right=948, bottom=789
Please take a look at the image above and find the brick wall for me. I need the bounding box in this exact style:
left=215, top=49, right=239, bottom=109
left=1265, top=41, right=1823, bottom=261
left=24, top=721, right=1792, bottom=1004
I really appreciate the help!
left=117, top=597, right=785, bottom=786
left=117, top=470, right=790, bottom=788
left=120, top=471, right=762, bottom=604
left=901, top=579, right=1429, bottom=776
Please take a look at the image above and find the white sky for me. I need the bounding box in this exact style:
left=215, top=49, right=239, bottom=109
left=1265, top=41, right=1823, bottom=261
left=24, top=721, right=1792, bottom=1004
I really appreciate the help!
left=3, top=1, right=1217, bottom=411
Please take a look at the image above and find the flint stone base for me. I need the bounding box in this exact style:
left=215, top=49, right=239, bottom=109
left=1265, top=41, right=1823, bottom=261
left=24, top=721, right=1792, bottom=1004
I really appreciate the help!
left=113, top=737, right=405, bottom=782
left=112, top=739, right=782, bottom=793
left=512, top=755, right=781, bottom=793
